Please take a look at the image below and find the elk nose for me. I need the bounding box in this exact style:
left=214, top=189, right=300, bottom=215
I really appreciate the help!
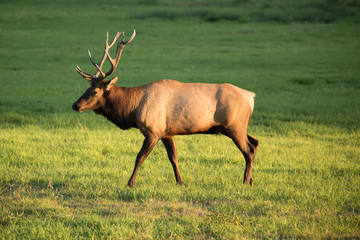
left=72, top=103, right=79, bottom=111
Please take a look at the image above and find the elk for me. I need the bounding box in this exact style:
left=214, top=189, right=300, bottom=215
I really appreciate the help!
left=72, top=30, right=259, bottom=188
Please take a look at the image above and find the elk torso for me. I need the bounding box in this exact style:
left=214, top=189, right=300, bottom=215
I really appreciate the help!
left=97, top=79, right=255, bottom=139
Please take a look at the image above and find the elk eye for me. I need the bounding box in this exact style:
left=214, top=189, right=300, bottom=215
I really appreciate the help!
left=91, top=90, right=98, bottom=96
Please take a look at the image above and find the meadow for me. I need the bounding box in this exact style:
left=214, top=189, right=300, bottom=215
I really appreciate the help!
left=0, top=0, right=359, bottom=239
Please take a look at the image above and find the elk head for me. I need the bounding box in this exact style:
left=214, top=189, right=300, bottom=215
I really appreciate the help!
left=72, top=30, right=136, bottom=113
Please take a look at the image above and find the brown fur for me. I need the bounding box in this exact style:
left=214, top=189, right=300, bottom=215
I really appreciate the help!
left=73, top=78, right=259, bottom=187
left=95, top=86, right=143, bottom=130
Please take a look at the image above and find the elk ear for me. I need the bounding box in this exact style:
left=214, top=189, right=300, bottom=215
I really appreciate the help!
left=105, top=76, right=118, bottom=91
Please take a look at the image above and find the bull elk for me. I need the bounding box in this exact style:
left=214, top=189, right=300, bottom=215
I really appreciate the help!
left=72, top=30, right=259, bottom=187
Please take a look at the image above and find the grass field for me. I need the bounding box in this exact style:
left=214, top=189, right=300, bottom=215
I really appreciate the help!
left=1, top=0, right=360, bottom=239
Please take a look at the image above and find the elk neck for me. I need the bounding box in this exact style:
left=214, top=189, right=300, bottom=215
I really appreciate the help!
left=94, top=85, right=143, bottom=130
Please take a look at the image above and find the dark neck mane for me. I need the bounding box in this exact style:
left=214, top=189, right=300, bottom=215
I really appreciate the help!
left=94, top=86, right=142, bottom=130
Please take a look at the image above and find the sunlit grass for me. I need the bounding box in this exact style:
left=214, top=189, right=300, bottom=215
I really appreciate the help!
left=1, top=123, right=359, bottom=238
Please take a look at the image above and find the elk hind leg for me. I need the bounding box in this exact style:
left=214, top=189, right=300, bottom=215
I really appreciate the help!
left=226, top=130, right=259, bottom=185
left=243, top=134, right=259, bottom=185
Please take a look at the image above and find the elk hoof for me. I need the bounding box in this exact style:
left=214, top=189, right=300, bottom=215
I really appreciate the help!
left=126, top=183, right=135, bottom=188
left=176, top=181, right=184, bottom=186
left=243, top=177, right=253, bottom=186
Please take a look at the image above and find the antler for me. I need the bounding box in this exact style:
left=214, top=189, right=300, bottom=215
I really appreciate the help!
left=76, top=30, right=136, bottom=83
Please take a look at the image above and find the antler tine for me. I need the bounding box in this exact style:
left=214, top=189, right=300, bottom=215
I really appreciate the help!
left=124, top=29, right=136, bottom=44
left=101, top=30, right=136, bottom=79
left=119, top=29, right=136, bottom=45
left=114, top=30, right=136, bottom=61
left=76, top=66, right=92, bottom=79
left=76, top=65, right=93, bottom=81
left=88, top=50, right=106, bottom=78
left=108, top=32, right=122, bottom=49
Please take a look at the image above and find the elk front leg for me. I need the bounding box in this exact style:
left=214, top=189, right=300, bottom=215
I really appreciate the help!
left=127, top=136, right=158, bottom=188
left=161, top=137, right=184, bottom=186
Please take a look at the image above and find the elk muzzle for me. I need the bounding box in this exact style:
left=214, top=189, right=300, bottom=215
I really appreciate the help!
left=72, top=101, right=83, bottom=112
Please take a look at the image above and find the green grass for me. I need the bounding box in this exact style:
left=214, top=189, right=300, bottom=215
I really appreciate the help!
left=1, top=0, right=360, bottom=239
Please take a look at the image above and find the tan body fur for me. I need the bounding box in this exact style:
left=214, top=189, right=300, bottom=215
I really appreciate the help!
left=134, top=80, right=254, bottom=137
